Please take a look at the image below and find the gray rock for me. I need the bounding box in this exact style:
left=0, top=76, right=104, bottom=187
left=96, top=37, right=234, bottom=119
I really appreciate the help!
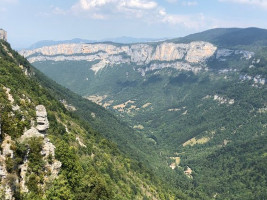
left=36, top=105, right=49, bottom=132
left=20, top=127, right=44, bottom=142
left=0, top=158, right=7, bottom=177
left=1, top=135, right=14, bottom=158
left=0, top=29, right=7, bottom=41
left=19, top=154, right=29, bottom=193
left=41, top=138, right=55, bottom=157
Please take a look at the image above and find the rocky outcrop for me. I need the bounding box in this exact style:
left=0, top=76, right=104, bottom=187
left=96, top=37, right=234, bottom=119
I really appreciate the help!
left=0, top=105, right=51, bottom=199
left=42, top=138, right=61, bottom=179
left=60, top=99, right=77, bottom=111
left=169, top=157, right=180, bottom=170
left=216, top=49, right=254, bottom=61
left=76, top=137, right=87, bottom=148
left=18, top=105, right=61, bottom=195
left=36, top=105, right=49, bottom=132
left=138, top=61, right=203, bottom=76
left=186, top=42, right=217, bottom=63
left=3, top=87, right=20, bottom=111
left=20, top=105, right=49, bottom=141
left=20, top=128, right=44, bottom=142
left=184, top=166, right=193, bottom=178
left=213, top=95, right=235, bottom=105
left=19, top=149, right=29, bottom=193
left=18, top=136, right=61, bottom=195
left=240, top=74, right=266, bottom=86
left=203, top=95, right=235, bottom=105
left=20, top=41, right=217, bottom=74
left=1, top=44, right=13, bottom=59
left=1, top=135, right=14, bottom=158
left=0, top=135, right=15, bottom=200
left=0, top=29, right=7, bottom=41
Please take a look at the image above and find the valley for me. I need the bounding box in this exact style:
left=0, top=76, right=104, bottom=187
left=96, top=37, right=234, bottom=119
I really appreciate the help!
left=0, top=39, right=183, bottom=199
left=19, top=28, right=267, bottom=199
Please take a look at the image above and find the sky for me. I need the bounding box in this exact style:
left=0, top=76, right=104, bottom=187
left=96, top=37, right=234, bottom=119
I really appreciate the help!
left=1, top=0, right=267, bottom=49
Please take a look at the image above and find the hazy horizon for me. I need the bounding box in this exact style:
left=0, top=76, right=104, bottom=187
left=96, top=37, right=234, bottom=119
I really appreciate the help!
left=1, top=0, right=267, bottom=49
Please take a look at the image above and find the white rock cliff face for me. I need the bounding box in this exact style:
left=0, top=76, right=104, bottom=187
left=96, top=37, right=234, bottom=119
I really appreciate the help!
left=20, top=41, right=217, bottom=74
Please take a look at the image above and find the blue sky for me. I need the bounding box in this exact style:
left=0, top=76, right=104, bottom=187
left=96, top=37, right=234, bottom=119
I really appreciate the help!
left=1, top=0, right=267, bottom=49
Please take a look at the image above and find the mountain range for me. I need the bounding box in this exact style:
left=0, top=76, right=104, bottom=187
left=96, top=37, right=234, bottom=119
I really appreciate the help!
left=27, top=36, right=169, bottom=50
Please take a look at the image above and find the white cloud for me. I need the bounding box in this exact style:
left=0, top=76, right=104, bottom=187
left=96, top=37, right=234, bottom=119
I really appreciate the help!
left=165, top=0, right=178, bottom=3
left=119, top=0, right=157, bottom=10
left=219, top=0, right=267, bottom=9
left=72, top=0, right=159, bottom=20
left=182, top=1, right=198, bottom=6
left=69, top=0, right=220, bottom=31
left=159, top=8, right=167, bottom=16
left=52, top=7, right=68, bottom=15
left=76, top=0, right=157, bottom=11
left=165, top=0, right=198, bottom=6
left=37, top=6, right=69, bottom=17
left=91, top=13, right=107, bottom=19
left=79, top=0, right=115, bottom=10
left=160, top=12, right=209, bottom=29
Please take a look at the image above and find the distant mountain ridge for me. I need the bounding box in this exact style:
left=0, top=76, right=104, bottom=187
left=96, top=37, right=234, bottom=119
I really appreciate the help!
left=25, top=27, right=267, bottom=51
left=28, top=38, right=96, bottom=49
left=171, top=27, right=267, bottom=47
left=28, top=36, right=170, bottom=50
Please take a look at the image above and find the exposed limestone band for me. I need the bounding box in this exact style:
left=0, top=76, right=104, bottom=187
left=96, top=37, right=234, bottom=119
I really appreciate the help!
left=20, top=41, right=217, bottom=74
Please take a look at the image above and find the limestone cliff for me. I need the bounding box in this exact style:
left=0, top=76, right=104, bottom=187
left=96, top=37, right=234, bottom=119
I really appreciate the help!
left=20, top=41, right=217, bottom=74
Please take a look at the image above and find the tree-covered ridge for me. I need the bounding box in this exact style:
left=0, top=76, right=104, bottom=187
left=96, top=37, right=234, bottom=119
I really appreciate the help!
left=0, top=40, right=189, bottom=199
left=171, top=27, right=267, bottom=47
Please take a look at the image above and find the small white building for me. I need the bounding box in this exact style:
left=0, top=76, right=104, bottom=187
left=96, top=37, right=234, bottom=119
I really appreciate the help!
left=0, top=29, right=7, bottom=41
